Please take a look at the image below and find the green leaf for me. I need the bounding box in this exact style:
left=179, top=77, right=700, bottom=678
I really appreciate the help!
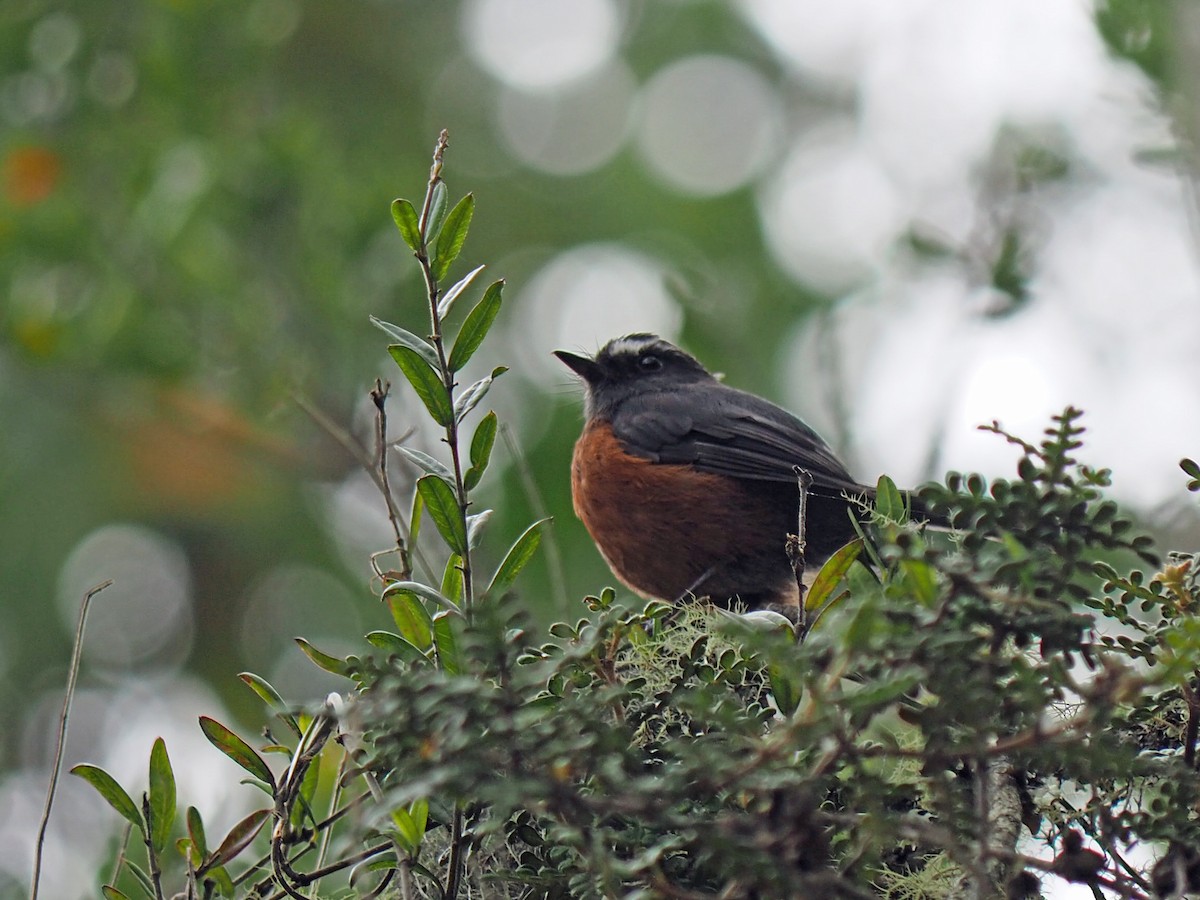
left=465, top=411, right=498, bottom=489
left=186, top=806, right=208, bottom=858
left=390, top=198, right=422, bottom=252
left=384, top=579, right=458, bottom=612
left=294, top=637, right=349, bottom=677
left=371, top=317, right=439, bottom=368
left=1183, top=457, right=1200, bottom=491
left=202, top=808, right=270, bottom=872
left=207, top=867, right=235, bottom=897
left=238, top=672, right=301, bottom=738
left=70, top=764, right=142, bottom=829
left=437, top=263, right=485, bottom=319
left=768, top=663, right=802, bottom=716
left=393, top=446, right=454, bottom=483
left=424, top=181, right=448, bottom=243
left=102, top=887, right=131, bottom=900
left=199, top=717, right=276, bottom=790
left=383, top=586, right=434, bottom=648
left=433, top=611, right=461, bottom=675
left=417, top=474, right=467, bottom=555
left=389, top=346, right=453, bottom=427
left=447, top=280, right=504, bottom=371
left=365, top=630, right=427, bottom=662
left=148, top=737, right=176, bottom=854
left=874, top=475, right=906, bottom=523
left=455, top=366, right=508, bottom=423
left=391, top=799, right=429, bottom=854
left=805, top=538, right=863, bottom=613
left=125, top=861, right=154, bottom=896
left=177, top=837, right=198, bottom=866
left=488, top=518, right=549, bottom=596
left=431, top=193, right=475, bottom=281
left=442, top=553, right=464, bottom=604
left=409, top=486, right=424, bottom=548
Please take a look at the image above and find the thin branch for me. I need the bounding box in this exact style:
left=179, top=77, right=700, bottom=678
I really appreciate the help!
left=371, top=379, right=413, bottom=580
left=141, top=794, right=168, bottom=900
left=32, top=578, right=113, bottom=900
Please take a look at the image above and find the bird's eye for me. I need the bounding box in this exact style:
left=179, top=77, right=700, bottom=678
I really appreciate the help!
left=638, top=354, right=663, bottom=372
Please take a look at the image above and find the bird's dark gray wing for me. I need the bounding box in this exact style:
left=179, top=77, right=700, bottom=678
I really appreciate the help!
left=610, top=386, right=870, bottom=498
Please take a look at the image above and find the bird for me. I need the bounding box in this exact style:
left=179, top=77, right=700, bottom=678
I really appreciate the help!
left=555, top=333, right=898, bottom=615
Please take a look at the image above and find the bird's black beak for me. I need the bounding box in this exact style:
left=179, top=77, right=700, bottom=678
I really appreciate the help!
left=553, top=349, right=603, bottom=384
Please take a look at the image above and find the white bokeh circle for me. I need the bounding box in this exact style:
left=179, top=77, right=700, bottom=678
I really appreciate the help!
left=758, top=123, right=903, bottom=294
left=635, top=55, right=780, bottom=196
left=497, top=62, right=635, bottom=175
left=57, top=523, right=194, bottom=671
left=513, top=243, right=684, bottom=385
left=461, top=0, right=622, bottom=91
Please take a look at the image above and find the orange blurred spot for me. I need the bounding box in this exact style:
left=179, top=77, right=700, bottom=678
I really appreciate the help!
left=5, top=145, right=62, bottom=206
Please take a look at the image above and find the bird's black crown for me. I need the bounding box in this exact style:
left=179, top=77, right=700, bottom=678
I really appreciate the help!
left=592, top=333, right=712, bottom=384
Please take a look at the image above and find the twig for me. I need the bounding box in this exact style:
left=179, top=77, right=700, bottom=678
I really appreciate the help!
left=371, top=379, right=413, bottom=580
left=444, top=808, right=466, bottom=900
left=1181, top=678, right=1200, bottom=768
left=32, top=578, right=113, bottom=900
left=790, top=467, right=812, bottom=633
left=141, top=794, right=168, bottom=900
left=294, top=391, right=435, bottom=584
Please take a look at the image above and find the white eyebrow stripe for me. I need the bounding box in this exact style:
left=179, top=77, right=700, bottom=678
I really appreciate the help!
left=604, top=335, right=660, bottom=359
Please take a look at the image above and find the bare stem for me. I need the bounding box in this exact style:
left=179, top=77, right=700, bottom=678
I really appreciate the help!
left=371, top=379, right=413, bottom=580
left=141, top=794, right=168, bottom=900
left=32, top=578, right=113, bottom=900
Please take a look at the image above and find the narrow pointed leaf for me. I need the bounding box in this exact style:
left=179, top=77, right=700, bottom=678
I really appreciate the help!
left=202, top=808, right=271, bottom=872
left=768, top=663, right=802, bottom=716
left=384, top=580, right=458, bottom=612
left=390, top=198, right=422, bottom=252
left=199, top=717, right=276, bottom=790
left=389, top=346, right=453, bottom=427
left=805, top=538, right=864, bottom=613
left=417, top=474, right=467, bottom=555
left=454, top=366, right=508, bottom=423
left=448, top=280, right=504, bottom=371
left=488, top=518, right=550, bottom=596
left=409, top=487, right=424, bottom=548
left=366, top=630, right=427, bottom=662
left=238, top=672, right=301, bottom=738
left=874, top=474, right=907, bottom=523
left=431, top=193, right=475, bottom=281
left=70, top=764, right=142, bottom=829
left=371, top=317, right=439, bottom=368
left=437, top=263, right=485, bottom=319
left=391, top=799, right=429, bottom=853
left=424, top=181, right=448, bottom=243
left=466, top=510, right=492, bottom=551
left=465, top=411, right=498, bottom=490
left=442, top=553, right=464, bottom=604
left=102, top=887, right=131, bottom=900
left=186, top=806, right=208, bottom=858
left=383, top=587, right=434, bottom=648
left=294, top=638, right=349, bottom=677
left=393, top=446, right=454, bottom=484
left=433, top=611, right=461, bottom=675
left=148, top=737, right=176, bottom=854
left=125, top=861, right=154, bottom=895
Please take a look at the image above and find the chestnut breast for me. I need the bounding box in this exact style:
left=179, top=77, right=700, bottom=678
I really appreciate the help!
left=570, top=420, right=798, bottom=607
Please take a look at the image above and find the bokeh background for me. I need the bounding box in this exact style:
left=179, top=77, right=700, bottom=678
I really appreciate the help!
left=4, top=0, right=1200, bottom=896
